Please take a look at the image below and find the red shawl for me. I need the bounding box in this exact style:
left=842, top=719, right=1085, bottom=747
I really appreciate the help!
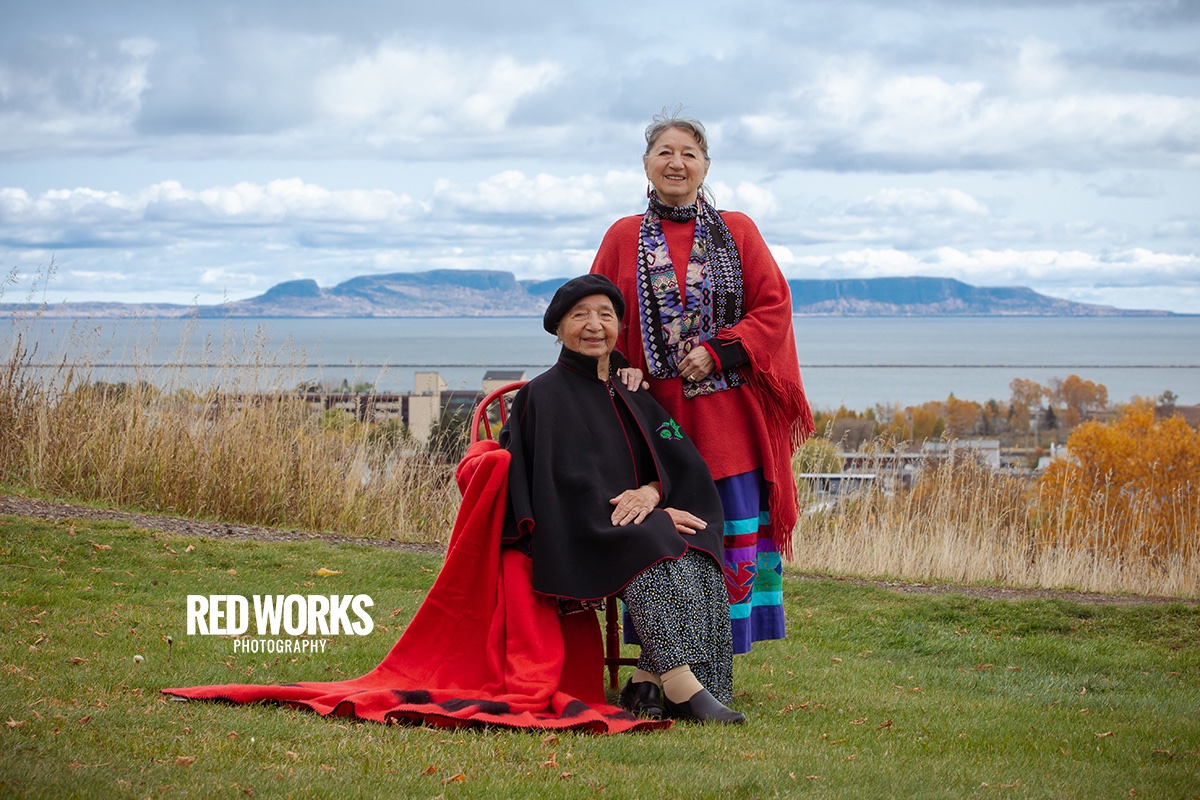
left=592, top=212, right=815, bottom=555
left=162, top=441, right=667, bottom=733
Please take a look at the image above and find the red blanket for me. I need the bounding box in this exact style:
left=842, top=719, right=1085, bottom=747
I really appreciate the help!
left=163, top=440, right=667, bottom=733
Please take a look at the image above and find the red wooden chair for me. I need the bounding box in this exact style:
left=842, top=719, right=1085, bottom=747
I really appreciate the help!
left=470, top=380, right=636, bottom=691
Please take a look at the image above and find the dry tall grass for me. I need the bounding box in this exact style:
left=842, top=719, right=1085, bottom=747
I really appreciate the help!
left=792, top=441, right=1198, bottom=597
left=4, top=304, right=1197, bottom=595
left=0, top=317, right=458, bottom=544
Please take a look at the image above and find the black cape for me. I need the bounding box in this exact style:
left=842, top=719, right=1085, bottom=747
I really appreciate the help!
left=501, top=346, right=725, bottom=600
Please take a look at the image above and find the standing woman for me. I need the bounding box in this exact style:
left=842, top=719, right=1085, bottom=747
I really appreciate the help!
left=591, top=112, right=815, bottom=655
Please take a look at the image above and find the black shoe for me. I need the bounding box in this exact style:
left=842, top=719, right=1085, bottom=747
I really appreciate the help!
left=664, top=688, right=746, bottom=724
left=618, top=678, right=665, bottom=719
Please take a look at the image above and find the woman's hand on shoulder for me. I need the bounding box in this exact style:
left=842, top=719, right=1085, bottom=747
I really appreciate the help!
left=664, top=508, right=707, bottom=535
left=616, top=366, right=649, bottom=392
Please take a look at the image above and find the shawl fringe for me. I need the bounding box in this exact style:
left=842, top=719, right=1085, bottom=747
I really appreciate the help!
left=716, top=327, right=815, bottom=558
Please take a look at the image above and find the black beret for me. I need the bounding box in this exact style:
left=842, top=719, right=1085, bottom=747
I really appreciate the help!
left=542, top=274, right=626, bottom=334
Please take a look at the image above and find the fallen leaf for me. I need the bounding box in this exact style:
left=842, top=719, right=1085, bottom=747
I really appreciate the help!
left=876, top=720, right=893, bottom=730
left=540, top=734, right=559, bottom=747
left=5, top=719, right=23, bottom=728
left=441, top=772, right=466, bottom=784
left=184, top=545, right=195, bottom=553
left=78, top=716, right=90, bottom=724
left=285, top=751, right=299, bottom=760
left=422, top=765, right=439, bottom=776
left=175, top=756, right=196, bottom=767
left=1095, top=731, right=1115, bottom=739
left=849, top=718, right=867, bottom=726
left=68, top=657, right=88, bottom=665
left=226, top=569, right=237, bottom=576
left=559, top=772, right=574, bottom=780
left=315, top=567, right=342, bottom=577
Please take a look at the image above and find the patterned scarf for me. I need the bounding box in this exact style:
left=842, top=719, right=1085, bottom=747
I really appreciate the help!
left=636, top=191, right=746, bottom=399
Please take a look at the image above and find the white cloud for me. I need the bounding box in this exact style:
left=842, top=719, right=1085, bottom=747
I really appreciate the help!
left=430, top=170, right=641, bottom=218
left=0, top=1, right=1197, bottom=310
left=315, top=43, right=561, bottom=137
left=853, top=188, right=989, bottom=217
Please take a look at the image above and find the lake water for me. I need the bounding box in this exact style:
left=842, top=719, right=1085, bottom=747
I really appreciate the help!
left=5, top=315, right=1198, bottom=410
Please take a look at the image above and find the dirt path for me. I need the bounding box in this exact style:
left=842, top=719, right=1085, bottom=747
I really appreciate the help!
left=0, top=493, right=444, bottom=555
left=2, top=492, right=1193, bottom=606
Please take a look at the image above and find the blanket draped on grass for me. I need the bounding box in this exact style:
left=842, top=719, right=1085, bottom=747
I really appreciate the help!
left=162, top=440, right=667, bottom=733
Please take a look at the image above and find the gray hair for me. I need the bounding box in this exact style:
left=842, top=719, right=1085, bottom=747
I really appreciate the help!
left=643, top=111, right=711, bottom=164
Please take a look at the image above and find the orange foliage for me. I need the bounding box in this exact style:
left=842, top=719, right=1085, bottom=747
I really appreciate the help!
left=1051, top=374, right=1109, bottom=427
left=943, top=394, right=982, bottom=437
left=1038, top=402, right=1200, bottom=557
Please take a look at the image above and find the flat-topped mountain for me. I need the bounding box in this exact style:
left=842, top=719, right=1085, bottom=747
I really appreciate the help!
left=2, top=271, right=1172, bottom=318
left=785, top=277, right=1160, bottom=316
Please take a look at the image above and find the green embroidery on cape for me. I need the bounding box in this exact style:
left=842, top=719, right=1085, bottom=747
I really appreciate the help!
left=656, top=419, right=684, bottom=441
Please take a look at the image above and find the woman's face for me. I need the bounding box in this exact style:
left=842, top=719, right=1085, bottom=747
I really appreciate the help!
left=644, top=126, right=709, bottom=207
left=556, top=294, right=619, bottom=361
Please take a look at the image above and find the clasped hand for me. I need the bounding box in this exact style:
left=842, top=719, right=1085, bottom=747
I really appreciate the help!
left=609, top=485, right=707, bottom=535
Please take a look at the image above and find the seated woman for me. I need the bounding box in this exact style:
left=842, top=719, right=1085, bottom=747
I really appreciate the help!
left=502, top=274, right=743, bottom=724
left=162, top=276, right=742, bottom=731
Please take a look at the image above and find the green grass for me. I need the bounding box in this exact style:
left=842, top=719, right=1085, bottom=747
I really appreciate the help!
left=2, top=515, right=1198, bottom=799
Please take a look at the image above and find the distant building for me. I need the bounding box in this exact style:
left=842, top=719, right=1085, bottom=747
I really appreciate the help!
left=1159, top=404, right=1200, bottom=429
left=921, top=439, right=1001, bottom=470
left=406, top=371, right=449, bottom=443
left=300, top=369, right=528, bottom=445
left=482, top=369, right=526, bottom=396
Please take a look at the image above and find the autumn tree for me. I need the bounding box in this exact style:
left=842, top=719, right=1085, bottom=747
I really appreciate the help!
left=1038, top=401, right=1200, bottom=557
left=910, top=402, right=946, bottom=441
left=1008, top=377, right=1046, bottom=440
left=1050, top=374, right=1109, bottom=428
left=943, top=393, right=982, bottom=437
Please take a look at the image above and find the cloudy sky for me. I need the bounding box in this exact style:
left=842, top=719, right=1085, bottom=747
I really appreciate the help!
left=2, top=0, right=1198, bottom=312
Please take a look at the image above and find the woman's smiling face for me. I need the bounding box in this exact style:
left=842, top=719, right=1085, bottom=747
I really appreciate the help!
left=644, top=126, right=710, bottom=207
left=556, top=294, right=619, bottom=363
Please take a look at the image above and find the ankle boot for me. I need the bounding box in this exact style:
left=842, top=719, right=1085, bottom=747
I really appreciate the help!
left=618, top=678, right=665, bottom=719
